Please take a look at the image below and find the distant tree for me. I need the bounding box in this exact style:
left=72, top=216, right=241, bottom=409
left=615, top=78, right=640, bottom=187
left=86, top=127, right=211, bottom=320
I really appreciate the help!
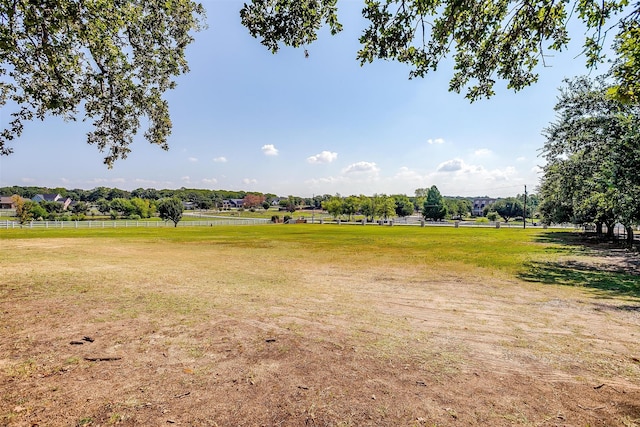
left=359, top=195, right=374, bottom=222
left=394, top=195, right=414, bottom=218
left=40, top=200, right=64, bottom=215
left=422, top=186, right=447, bottom=221
left=487, top=212, right=499, bottom=222
left=342, top=196, right=359, bottom=221
left=157, top=197, right=184, bottom=227
left=262, top=201, right=271, bottom=210
left=96, top=198, right=111, bottom=215
left=491, top=198, right=524, bottom=222
left=71, top=202, right=89, bottom=215
left=108, top=188, right=131, bottom=200
left=322, top=197, right=344, bottom=219
left=110, top=198, right=135, bottom=217
left=29, top=203, right=47, bottom=221
left=87, top=187, right=110, bottom=202
left=130, top=197, right=154, bottom=218
left=12, top=196, right=32, bottom=224
left=243, top=193, right=266, bottom=209
left=374, top=194, right=396, bottom=220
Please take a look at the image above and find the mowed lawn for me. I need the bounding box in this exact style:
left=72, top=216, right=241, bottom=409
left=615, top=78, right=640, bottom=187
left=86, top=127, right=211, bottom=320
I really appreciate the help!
left=1, top=225, right=639, bottom=426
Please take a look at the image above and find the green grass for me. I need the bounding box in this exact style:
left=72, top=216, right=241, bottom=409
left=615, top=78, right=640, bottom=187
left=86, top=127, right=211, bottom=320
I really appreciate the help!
left=0, top=224, right=557, bottom=275
left=3, top=224, right=636, bottom=299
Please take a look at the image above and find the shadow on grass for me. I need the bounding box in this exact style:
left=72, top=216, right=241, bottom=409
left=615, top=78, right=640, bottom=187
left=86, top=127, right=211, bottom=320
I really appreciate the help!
left=519, top=232, right=640, bottom=299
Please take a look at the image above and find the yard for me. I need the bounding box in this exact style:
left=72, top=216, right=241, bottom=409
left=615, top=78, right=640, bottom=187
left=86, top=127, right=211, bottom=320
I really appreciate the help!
left=0, top=225, right=638, bottom=426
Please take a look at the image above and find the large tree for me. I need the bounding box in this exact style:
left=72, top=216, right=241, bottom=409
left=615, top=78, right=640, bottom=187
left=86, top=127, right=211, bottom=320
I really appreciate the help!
left=540, top=76, right=640, bottom=242
left=2, top=0, right=639, bottom=163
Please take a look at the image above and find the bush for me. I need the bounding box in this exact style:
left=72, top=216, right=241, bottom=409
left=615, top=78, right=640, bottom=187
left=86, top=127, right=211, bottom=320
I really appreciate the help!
left=487, top=212, right=498, bottom=222
left=475, top=217, right=489, bottom=223
left=127, top=214, right=141, bottom=220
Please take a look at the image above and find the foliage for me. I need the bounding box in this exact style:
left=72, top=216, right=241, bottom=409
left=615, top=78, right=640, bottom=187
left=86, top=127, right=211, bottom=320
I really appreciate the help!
left=422, top=186, right=447, bottom=221
left=243, top=193, right=266, bottom=209
left=12, top=195, right=31, bottom=224
left=71, top=201, right=88, bottom=215
left=240, top=0, right=342, bottom=53
left=157, top=197, right=184, bottom=227
left=539, top=76, right=640, bottom=242
left=444, top=198, right=472, bottom=219
left=242, top=0, right=636, bottom=101
left=322, top=197, right=343, bottom=219
left=0, top=0, right=205, bottom=165
left=393, top=195, right=414, bottom=218
left=374, top=194, right=396, bottom=220
left=342, top=196, right=359, bottom=221
left=490, top=197, right=524, bottom=222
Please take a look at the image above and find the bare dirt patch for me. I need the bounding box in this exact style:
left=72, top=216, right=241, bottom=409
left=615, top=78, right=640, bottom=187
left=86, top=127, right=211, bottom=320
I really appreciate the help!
left=1, top=236, right=639, bottom=426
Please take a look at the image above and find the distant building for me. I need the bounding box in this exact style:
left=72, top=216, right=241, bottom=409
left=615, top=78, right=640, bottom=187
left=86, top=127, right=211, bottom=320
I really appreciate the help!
left=0, top=195, right=17, bottom=209
left=221, top=199, right=244, bottom=209
left=32, top=193, right=72, bottom=210
left=472, top=198, right=497, bottom=216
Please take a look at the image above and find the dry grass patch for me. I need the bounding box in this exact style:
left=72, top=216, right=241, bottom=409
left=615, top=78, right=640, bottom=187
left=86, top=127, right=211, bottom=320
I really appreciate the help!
left=0, top=226, right=639, bottom=426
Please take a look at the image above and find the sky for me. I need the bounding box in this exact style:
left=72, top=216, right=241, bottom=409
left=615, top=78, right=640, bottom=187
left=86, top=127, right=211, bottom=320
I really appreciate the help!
left=0, top=1, right=605, bottom=198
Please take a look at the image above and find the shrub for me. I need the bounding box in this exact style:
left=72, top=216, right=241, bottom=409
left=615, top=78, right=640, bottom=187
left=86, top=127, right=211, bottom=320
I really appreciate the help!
left=487, top=212, right=498, bottom=222
left=475, top=217, right=489, bottom=223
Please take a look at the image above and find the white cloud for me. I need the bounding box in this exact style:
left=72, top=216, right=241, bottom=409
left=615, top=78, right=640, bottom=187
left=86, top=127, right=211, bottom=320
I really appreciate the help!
left=307, top=151, right=338, bottom=164
left=181, top=176, right=191, bottom=183
left=428, top=138, right=445, bottom=145
left=343, top=161, right=380, bottom=175
left=261, top=144, right=279, bottom=156
left=20, top=177, right=35, bottom=183
left=516, top=156, right=526, bottom=162
left=531, top=165, right=543, bottom=174
left=437, top=158, right=464, bottom=172
left=242, top=178, right=258, bottom=185
left=213, top=156, right=228, bottom=163
left=202, top=178, right=218, bottom=185
left=188, top=157, right=198, bottom=163
left=474, top=148, right=492, bottom=156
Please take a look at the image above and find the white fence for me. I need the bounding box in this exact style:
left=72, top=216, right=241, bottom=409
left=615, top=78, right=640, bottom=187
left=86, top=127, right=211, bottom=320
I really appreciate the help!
left=1, top=218, right=271, bottom=229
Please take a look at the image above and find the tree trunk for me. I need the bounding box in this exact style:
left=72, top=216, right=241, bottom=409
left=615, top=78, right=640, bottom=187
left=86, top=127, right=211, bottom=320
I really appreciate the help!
left=626, top=226, right=634, bottom=246
left=605, top=221, right=615, bottom=239
left=595, top=222, right=603, bottom=235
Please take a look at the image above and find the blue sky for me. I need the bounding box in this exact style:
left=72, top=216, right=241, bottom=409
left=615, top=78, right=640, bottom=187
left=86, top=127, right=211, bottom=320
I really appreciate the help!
left=0, top=1, right=601, bottom=197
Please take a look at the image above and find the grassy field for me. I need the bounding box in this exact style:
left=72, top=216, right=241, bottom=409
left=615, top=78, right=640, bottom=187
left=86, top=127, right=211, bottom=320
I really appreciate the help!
left=1, top=225, right=639, bottom=426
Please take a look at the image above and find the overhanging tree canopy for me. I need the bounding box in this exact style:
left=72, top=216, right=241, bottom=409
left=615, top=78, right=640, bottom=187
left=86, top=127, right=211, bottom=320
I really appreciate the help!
left=2, top=0, right=638, bottom=164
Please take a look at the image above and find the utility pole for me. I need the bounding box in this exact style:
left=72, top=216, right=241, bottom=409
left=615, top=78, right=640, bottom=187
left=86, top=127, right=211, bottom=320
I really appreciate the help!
left=523, top=185, right=527, bottom=229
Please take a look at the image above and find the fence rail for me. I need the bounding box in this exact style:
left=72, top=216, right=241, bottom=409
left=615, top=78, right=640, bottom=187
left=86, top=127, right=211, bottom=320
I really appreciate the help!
left=1, top=218, right=577, bottom=230
left=1, top=218, right=271, bottom=229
